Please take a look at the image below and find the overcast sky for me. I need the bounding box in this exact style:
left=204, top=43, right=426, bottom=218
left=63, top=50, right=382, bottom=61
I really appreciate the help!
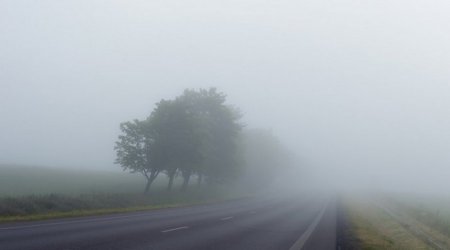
left=1, top=0, right=450, bottom=191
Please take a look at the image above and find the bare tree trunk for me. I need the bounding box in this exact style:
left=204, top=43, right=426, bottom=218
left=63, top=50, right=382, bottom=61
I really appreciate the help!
left=144, top=179, right=152, bottom=194
left=181, top=172, right=191, bottom=191
left=197, top=173, right=203, bottom=186
left=167, top=172, right=175, bottom=191
left=144, top=170, right=159, bottom=194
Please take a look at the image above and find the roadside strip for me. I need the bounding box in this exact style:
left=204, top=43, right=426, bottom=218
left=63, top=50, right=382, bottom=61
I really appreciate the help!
left=372, top=201, right=446, bottom=250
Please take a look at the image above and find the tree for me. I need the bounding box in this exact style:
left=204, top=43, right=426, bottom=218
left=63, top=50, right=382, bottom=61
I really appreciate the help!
left=148, top=99, right=202, bottom=191
left=114, top=119, right=161, bottom=194
left=115, top=88, right=243, bottom=193
left=240, top=129, right=292, bottom=189
left=178, top=88, right=243, bottom=185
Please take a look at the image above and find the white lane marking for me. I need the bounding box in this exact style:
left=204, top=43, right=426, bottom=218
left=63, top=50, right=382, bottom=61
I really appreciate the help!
left=220, top=216, right=234, bottom=221
left=161, top=226, right=189, bottom=233
left=289, top=203, right=328, bottom=250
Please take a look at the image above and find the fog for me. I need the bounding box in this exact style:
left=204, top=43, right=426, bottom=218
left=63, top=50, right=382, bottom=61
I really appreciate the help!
left=1, top=0, right=450, bottom=193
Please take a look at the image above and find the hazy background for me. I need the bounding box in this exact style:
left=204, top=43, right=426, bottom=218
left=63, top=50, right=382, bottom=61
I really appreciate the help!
left=1, top=0, right=449, bottom=192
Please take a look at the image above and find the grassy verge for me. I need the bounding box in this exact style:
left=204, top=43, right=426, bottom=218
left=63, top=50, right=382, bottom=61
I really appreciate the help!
left=384, top=194, right=450, bottom=238
left=377, top=194, right=450, bottom=248
left=0, top=204, right=181, bottom=223
left=0, top=186, right=247, bottom=223
left=342, top=197, right=431, bottom=250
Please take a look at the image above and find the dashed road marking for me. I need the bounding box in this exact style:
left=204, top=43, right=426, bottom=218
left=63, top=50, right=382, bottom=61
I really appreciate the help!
left=161, top=226, right=189, bottom=233
left=220, top=216, right=234, bottom=221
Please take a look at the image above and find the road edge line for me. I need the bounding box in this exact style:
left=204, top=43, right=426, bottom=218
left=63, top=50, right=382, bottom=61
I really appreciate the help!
left=289, top=203, right=328, bottom=250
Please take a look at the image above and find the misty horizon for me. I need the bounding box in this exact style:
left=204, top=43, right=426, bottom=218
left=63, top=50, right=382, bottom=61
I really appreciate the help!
left=1, top=0, right=450, bottom=193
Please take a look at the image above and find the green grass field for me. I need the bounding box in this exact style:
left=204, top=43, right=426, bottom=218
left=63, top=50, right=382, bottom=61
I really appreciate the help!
left=0, top=186, right=238, bottom=222
left=342, top=194, right=450, bottom=249
left=384, top=193, right=450, bottom=238
left=0, top=164, right=245, bottom=222
left=342, top=196, right=432, bottom=250
left=0, top=164, right=159, bottom=196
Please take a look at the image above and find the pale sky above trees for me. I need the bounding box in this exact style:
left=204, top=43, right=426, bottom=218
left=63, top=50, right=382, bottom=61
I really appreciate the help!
left=1, top=0, right=450, bottom=192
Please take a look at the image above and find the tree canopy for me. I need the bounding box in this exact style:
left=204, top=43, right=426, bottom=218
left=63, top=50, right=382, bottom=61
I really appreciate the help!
left=115, top=88, right=243, bottom=193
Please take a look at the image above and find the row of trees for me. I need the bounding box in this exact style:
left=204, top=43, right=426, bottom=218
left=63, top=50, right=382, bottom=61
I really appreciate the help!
left=114, top=88, right=243, bottom=193
left=240, top=129, right=294, bottom=190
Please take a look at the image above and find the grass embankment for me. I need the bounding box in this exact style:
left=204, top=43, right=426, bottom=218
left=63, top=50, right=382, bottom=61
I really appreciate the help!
left=0, top=165, right=247, bottom=223
left=0, top=187, right=240, bottom=223
left=342, top=197, right=432, bottom=250
left=385, top=194, right=450, bottom=239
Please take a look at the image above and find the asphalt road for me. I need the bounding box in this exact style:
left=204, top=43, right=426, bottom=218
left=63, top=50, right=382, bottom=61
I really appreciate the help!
left=0, top=194, right=336, bottom=250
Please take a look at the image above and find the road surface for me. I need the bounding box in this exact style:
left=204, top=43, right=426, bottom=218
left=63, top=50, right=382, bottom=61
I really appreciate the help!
left=0, top=194, right=336, bottom=250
